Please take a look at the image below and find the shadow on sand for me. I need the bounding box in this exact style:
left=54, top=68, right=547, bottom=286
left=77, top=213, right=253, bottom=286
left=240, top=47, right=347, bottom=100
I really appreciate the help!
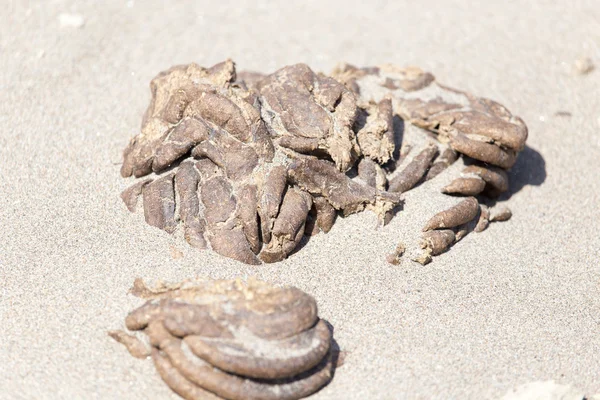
left=504, top=144, right=547, bottom=198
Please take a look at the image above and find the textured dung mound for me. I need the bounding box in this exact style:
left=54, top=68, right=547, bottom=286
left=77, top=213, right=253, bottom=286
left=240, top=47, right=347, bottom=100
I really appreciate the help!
left=120, top=60, right=527, bottom=265
left=109, top=278, right=335, bottom=400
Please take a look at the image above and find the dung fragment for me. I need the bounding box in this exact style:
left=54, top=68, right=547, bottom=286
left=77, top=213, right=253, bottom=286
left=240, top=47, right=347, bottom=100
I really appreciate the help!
left=388, top=144, right=438, bottom=193
left=413, top=229, right=456, bottom=265
left=423, top=197, right=480, bottom=232
left=449, top=133, right=517, bottom=169
left=152, top=348, right=222, bottom=400
left=174, top=161, right=207, bottom=249
left=356, top=97, right=396, bottom=164
left=288, top=157, right=400, bottom=219
left=425, top=147, right=458, bottom=180
left=185, top=319, right=331, bottom=379
left=121, top=178, right=152, bottom=212
left=258, top=63, right=360, bottom=172
left=170, top=246, right=184, bottom=259
left=420, top=229, right=455, bottom=256
left=142, top=173, right=177, bottom=233
left=490, top=205, right=512, bottom=222
left=336, top=63, right=528, bottom=161
left=442, top=176, right=486, bottom=196
left=260, top=188, right=313, bottom=263
left=474, top=204, right=490, bottom=233
left=304, top=196, right=337, bottom=236
left=357, top=157, right=387, bottom=190
left=462, top=164, right=509, bottom=196
left=108, top=330, right=150, bottom=359
left=386, top=243, right=406, bottom=265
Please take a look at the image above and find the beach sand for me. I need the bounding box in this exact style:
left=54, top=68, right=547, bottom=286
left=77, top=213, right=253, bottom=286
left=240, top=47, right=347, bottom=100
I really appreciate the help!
left=1, top=1, right=599, bottom=398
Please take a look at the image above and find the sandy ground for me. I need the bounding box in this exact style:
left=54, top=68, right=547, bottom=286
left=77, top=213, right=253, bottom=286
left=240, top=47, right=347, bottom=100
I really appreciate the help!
left=1, top=1, right=600, bottom=399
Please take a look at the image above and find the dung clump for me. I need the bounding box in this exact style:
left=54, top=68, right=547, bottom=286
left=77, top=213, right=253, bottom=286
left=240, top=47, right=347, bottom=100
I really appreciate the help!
left=120, top=60, right=525, bottom=265
left=109, top=278, right=337, bottom=400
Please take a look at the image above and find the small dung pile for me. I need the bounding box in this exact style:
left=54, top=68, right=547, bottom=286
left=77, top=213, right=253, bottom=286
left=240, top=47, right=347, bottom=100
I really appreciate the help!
left=119, top=60, right=528, bottom=265
left=109, top=278, right=336, bottom=400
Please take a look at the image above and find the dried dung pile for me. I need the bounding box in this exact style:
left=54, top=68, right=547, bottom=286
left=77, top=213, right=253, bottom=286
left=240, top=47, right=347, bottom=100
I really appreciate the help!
left=120, top=60, right=527, bottom=265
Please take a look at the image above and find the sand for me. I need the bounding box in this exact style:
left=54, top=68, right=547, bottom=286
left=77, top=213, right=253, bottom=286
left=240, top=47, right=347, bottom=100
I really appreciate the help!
left=1, top=1, right=599, bottom=399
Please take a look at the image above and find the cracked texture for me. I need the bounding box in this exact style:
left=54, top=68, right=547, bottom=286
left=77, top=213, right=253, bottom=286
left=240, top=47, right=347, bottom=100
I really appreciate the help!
left=120, top=59, right=527, bottom=265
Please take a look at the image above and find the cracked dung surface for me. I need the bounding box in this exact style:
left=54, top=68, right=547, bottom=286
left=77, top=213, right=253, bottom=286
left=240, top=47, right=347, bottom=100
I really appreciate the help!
left=120, top=60, right=528, bottom=265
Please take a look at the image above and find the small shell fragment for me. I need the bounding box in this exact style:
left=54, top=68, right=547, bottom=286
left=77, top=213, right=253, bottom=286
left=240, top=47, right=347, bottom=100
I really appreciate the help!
left=574, top=56, right=595, bottom=75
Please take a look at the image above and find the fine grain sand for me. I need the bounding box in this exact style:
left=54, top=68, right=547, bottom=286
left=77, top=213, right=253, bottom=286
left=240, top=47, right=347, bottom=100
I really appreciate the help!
left=1, top=1, right=599, bottom=399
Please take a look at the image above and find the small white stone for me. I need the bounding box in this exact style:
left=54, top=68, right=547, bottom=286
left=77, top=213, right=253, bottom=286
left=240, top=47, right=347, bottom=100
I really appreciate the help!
left=574, top=56, right=594, bottom=75
left=500, top=380, right=585, bottom=400
left=59, top=13, right=85, bottom=29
